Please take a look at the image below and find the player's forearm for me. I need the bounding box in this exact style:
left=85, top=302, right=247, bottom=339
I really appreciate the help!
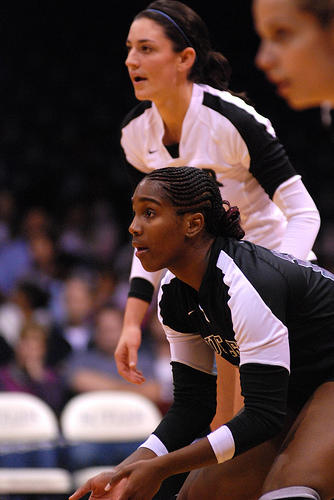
left=151, top=437, right=217, bottom=479
left=122, top=296, right=150, bottom=333
left=119, top=446, right=158, bottom=468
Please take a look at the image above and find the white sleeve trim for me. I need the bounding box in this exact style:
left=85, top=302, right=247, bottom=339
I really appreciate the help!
left=138, top=434, right=168, bottom=457
left=207, top=425, right=235, bottom=464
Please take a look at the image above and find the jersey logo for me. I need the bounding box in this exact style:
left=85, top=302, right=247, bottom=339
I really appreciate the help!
left=204, top=334, right=240, bottom=359
left=148, top=149, right=158, bottom=154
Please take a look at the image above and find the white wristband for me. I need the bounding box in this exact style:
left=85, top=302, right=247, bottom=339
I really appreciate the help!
left=138, top=434, right=168, bottom=457
left=207, top=425, right=235, bottom=463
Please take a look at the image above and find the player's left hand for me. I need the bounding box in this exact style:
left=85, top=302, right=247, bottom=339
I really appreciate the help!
left=106, top=459, right=164, bottom=500
left=69, top=459, right=164, bottom=500
left=69, top=470, right=126, bottom=500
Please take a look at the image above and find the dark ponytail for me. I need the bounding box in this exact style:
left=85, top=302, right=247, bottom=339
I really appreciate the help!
left=220, top=201, right=245, bottom=241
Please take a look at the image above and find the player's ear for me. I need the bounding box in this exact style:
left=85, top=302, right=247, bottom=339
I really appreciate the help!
left=185, top=212, right=204, bottom=238
left=178, top=47, right=196, bottom=72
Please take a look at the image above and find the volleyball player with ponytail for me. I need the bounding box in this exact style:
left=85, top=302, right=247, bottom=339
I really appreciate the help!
left=70, top=167, right=334, bottom=500
left=116, top=3, right=320, bottom=424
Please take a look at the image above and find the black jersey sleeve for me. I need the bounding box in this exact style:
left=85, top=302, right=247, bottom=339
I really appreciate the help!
left=248, top=133, right=297, bottom=199
left=152, top=362, right=217, bottom=452
left=226, top=363, right=289, bottom=456
left=202, top=93, right=297, bottom=199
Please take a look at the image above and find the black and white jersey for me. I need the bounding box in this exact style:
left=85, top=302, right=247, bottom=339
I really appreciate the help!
left=159, top=237, right=334, bottom=386
left=143, top=238, right=334, bottom=460
left=121, top=83, right=319, bottom=299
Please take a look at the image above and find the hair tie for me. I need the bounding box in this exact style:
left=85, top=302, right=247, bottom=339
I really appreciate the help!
left=146, top=8, right=195, bottom=52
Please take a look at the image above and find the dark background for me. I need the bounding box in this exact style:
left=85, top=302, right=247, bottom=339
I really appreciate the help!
left=1, top=1, right=333, bottom=265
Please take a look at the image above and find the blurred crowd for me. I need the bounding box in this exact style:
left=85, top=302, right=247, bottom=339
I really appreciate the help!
left=0, top=187, right=174, bottom=423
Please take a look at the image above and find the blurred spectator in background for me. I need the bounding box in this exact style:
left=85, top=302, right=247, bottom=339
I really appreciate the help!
left=0, top=320, right=67, bottom=417
left=22, top=230, right=66, bottom=323
left=0, top=335, right=14, bottom=366
left=0, top=206, right=54, bottom=297
left=47, top=272, right=96, bottom=367
left=61, top=304, right=162, bottom=405
left=88, top=199, right=121, bottom=264
left=58, top=197, right=121, bottom=268
left=0, top=279, right=50, bottom=352
left=61, top=304, right=163, bottom=471
left=58, top=199, right=95, bottom=267
left=0, top=320, right=66, bottom=490
left=91, top=264, right=119, bottom=314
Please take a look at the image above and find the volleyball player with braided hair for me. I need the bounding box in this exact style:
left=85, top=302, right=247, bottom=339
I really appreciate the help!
left=70, top=167, right=334, bottom=500
left=116, top=1, right=320, bottom=426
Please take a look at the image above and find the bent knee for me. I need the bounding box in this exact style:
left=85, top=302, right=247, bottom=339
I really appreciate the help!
left=177, top=465, right=260, bottom=500
left=263, top=456, right=325, bottom=495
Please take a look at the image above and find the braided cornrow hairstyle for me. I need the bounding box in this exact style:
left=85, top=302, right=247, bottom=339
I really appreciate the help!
left=144, top=166, right=245, bottom=240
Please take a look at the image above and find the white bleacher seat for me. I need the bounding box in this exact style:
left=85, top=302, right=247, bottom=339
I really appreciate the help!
left=0, top=392, right=72, bottom=495
left=60, top=391, right=162, bottom=487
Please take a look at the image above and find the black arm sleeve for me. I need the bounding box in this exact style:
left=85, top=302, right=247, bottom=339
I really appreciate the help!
left=128, top=277, right=155, bottom=303
left=226, top=363, right=289, bottom=456
left=153, top=362, right=217, bottom=452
